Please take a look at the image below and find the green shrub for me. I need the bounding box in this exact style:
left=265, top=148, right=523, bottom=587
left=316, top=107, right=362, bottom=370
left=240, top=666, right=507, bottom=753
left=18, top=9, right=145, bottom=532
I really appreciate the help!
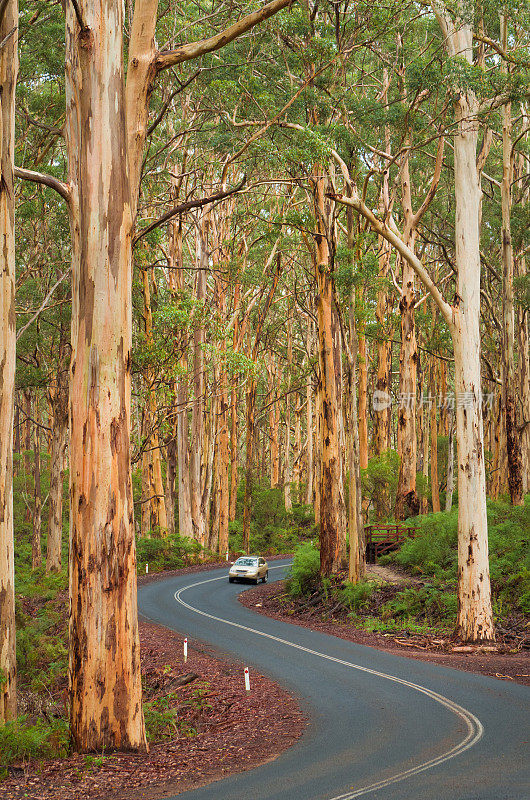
left=0, top=716, right=69, bottom=766
left=144, top=694, right=180, bottom=742
left=286, top=542, right=320, bottom=597
left=336, top=581, right=374, bottom=612
left=136, top=532, right=201, bottom=573
left=381, top=585, right=458, bottom=626
left=387, top=495, right=530, bottom=614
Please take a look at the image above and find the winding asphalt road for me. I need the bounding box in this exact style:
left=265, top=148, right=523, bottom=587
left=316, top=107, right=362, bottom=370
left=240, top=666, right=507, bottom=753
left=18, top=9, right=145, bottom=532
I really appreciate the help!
left=139, top=559, right=530, bottom=800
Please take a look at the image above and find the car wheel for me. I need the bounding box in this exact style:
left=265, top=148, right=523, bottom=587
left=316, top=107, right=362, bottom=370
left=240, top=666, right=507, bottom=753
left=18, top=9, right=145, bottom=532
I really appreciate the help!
left=254, top=577, right=260, bottom=585
left=263, top=571, right=268, bottom=583
left=229, top=577, right=235, bottom=583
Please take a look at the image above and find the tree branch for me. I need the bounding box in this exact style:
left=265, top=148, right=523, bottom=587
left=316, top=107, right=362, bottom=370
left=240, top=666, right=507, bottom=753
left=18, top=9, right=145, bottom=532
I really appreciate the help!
left=16, top=270, right=70, bottom=342
left=329, top=189, right=454, bottom=328
left=0, top=24, right=16, bottom=52
left=133, top=176, right=246, bottom=245
left=155, top=0, right=292, bottom=72
left=14, top=167, right=71, bottom=205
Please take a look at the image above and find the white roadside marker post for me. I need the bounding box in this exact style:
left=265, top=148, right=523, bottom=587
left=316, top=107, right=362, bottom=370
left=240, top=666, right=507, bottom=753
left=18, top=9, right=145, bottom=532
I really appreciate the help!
left=184, top=638, right=188, bottom=663
left=244, top=667, right=250, bottom=692
left=145, top=563, right=148, bottom=574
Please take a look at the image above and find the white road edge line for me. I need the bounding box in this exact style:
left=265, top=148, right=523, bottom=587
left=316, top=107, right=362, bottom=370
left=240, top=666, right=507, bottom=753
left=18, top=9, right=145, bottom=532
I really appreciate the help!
left=172, top=564, right=484, bottom=799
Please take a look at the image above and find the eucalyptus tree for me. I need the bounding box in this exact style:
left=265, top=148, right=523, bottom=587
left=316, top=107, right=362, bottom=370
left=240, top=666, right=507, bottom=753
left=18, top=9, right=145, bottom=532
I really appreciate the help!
left=0, top=0, right=18, bottom=725
left=15, top=0, right=294, bottom=753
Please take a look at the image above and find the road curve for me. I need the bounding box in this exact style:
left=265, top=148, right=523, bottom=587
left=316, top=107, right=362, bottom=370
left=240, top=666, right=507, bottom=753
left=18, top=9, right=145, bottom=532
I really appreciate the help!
left=138, top=560, right=530, bottom=800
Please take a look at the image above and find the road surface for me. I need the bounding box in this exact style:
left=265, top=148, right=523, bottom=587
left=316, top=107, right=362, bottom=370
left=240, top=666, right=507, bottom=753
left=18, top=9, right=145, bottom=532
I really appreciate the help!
left=138, top=559, right=530, bottom=800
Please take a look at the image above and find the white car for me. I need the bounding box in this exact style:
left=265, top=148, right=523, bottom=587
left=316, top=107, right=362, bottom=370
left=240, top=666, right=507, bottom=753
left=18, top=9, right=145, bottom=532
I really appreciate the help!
left=228, top=556, right=268, bottom=585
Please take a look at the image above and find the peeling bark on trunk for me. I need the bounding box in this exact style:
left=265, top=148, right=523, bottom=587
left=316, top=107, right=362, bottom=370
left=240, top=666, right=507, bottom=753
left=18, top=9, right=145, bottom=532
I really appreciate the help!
left=65, top=0, right=146, bottom=751
left=0, top=0, right=18, bottom=724
left=435, top=10, right=495, bottom=641
left=515, top=129, right=530, bottom=494
left=314, top=173, right=345, bottom=577
left=499, top=22, right=523, bottom=506
left=189, top=210, right=209, bottom=548
left=229, top=383, right=238, bottom=522
left=395, top=255, right=419, bottom=519
left=374, top=236, right=393, bottom=464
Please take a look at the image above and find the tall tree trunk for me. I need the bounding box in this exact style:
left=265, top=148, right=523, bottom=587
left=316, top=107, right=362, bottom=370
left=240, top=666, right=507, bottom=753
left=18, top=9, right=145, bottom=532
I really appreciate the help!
left=293, top=391, right=302, bottom=504
left=0, top=0, right=18, bottom=723
left=445, top=410, right=455, bottom=511
left=243, top=378, right=256, bottom=554
left=304, top=324, right=314, bottom=507
left=229, top=383, right=238, bottom=522
left=141, top=269, right=167, bottom=533
left=419, top=358, right=429, bottom=514
left=65, top=0, right=146, bottom=751
left=167, top=211, right=192, bottom=539
left=515, top=114, right=530, bottom=494
left=31, top=414, right=42, bottom=570
left=357, top=329, right=369, bottom=470
left=437, top=9, right=495, bottom=641
left=23, top=388, right=32, bottom=478
left=189, top=210, right=209, bottom=548
left=268, top=357, right=280, bottom=489
left=394, top=134, right=420, bottom=519
left=500, top=15, right=523, bottom=506
left=314, top=172, right=345, bottom=577
left=430, top=362, right=441, bottom=512
left=47, top=385, right=68, bottom=573
left=345, top=208, right=364, bottom=582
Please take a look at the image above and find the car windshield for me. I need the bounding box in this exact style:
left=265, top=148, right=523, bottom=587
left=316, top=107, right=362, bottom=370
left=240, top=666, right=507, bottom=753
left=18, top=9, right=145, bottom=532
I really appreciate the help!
left=234, top=558, right=258, bottom=566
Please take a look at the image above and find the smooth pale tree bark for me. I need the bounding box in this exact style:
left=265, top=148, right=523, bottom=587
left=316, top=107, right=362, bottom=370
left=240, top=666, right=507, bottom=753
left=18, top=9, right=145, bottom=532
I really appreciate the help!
left=432, top=0, right=494, bottom=640
left=515, top=113, right=530, bottom=493
left=500, top=15, right=523, bottom=506
left=189, top=210, right=210, bottom=548
left=395, top=145, right=419, bottom=519
left=314, top=172, right=345, bottom=577
left=0, top=0, right=18, bottom=724
left=65, top=0, right=146, bottom=751
left=331, top=76, right=495, bottom=640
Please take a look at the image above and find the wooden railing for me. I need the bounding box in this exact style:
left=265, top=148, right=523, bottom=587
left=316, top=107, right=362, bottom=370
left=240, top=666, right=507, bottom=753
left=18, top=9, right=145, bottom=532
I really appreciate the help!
left=364, top=524, right=416, bottom=563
